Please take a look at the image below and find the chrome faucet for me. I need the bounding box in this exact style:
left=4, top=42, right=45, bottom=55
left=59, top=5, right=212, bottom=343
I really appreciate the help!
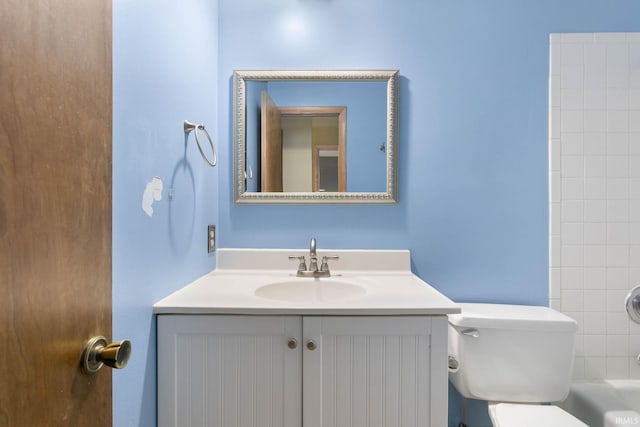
left=289, top=238, right=339, bottom=278
left=308, top=237, right=318, bottom=273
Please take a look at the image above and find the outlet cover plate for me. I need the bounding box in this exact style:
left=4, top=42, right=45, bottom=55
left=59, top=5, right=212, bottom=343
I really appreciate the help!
left=207, top=225, right=216, bottom=253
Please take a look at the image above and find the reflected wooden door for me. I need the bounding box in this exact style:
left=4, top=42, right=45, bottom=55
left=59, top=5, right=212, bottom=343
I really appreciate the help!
left=261, top=90, right=283, bottom=192
left=0, top=0, right=113, bottom=425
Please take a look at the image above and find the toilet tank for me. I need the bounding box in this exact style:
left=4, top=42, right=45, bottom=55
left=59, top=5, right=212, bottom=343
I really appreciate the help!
left=448, top=303, right=578, bottom=403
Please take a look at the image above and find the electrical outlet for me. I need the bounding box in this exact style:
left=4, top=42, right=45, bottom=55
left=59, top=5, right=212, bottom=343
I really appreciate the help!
left=207, top=225, right=216, bottom=253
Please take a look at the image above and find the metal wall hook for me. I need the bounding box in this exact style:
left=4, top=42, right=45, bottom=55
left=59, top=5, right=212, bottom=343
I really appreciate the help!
left=244, top=161, right=253, bottom=180
left=183, top=120, right=197, bottom=134
left=184, top=120, right=217, bottom=167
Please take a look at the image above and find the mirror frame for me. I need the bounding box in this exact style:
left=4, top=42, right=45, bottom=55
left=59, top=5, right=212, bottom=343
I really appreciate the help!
left=233, top=69, right=399, bottom=204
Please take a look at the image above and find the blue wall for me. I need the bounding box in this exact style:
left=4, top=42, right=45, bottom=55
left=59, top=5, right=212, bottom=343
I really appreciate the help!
left=215, top=1, right=640, bottom=426
left=112, top=0, right=218, bottom=425
left=218, top=0, right=638, bottom=299
left=113, top=0, right=640, bottom=426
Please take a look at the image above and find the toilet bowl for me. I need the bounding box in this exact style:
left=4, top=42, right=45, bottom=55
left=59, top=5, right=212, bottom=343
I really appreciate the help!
left=448, top=303, right=587, bottom=426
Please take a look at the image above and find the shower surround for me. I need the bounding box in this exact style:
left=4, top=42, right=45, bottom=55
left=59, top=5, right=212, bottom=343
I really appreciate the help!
left=549, top=32, right=640, bottom=380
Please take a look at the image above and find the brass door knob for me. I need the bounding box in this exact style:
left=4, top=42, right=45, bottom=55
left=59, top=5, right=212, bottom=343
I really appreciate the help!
left=306, top=340, right=317, bottom=351
left=82, top=336, right=132, bottom=374
left=287, top=338, right=298, bottom=349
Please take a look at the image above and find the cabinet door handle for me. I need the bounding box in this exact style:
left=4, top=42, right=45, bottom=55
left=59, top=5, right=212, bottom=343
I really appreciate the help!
left=306, top=340, right=317, bottom=351
left=287, top=338, right=298, bottom=349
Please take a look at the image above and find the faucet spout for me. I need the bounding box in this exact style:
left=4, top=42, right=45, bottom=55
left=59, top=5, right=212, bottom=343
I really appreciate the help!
left=309, top=238, right=318, bottom=272
left=310, top=238, right=317, bottom=258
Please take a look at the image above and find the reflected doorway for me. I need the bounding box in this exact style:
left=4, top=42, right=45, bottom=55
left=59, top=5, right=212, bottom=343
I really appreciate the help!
left=261, top=91, right=346, bottom=192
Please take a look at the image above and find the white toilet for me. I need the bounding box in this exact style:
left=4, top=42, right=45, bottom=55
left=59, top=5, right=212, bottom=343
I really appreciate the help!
left=447, top=303, right=587, bottom=427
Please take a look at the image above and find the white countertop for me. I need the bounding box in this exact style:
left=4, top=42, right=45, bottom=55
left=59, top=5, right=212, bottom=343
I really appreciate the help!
left=153, top=248, right=460, bottom=316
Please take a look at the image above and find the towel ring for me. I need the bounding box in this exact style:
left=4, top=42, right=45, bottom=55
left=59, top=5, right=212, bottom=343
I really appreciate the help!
left=184, top=120, right=217, bottom=167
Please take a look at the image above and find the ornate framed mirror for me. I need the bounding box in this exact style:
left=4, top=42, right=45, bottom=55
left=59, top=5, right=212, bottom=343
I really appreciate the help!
left=233, top=69, right=399, bottom=204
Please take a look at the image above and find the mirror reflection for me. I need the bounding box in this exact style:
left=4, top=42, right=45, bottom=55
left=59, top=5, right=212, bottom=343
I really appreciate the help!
left=281, top=112, right=345, bottom=193
left=234, top=70, right=399, bottom=204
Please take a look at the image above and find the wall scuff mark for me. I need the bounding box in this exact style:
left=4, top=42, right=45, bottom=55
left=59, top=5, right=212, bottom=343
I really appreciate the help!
left=142, top=177, right=163, bottom=217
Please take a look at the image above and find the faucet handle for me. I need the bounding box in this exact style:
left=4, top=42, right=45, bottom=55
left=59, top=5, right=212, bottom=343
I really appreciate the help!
left=320, top=255, right=339, bottom=272
left=288, top=255, right=307, bottom=272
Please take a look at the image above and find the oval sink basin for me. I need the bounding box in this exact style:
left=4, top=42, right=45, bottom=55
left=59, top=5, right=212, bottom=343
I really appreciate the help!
left=254, top=280, right=366, bottom=302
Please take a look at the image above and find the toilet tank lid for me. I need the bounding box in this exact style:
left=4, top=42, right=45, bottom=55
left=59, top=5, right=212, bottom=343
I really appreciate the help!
left=448, top=303, right=578, bottom=332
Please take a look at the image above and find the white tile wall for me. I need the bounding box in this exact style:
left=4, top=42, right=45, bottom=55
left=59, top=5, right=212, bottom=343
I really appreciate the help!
left=550, top=33, right=640, bottom=380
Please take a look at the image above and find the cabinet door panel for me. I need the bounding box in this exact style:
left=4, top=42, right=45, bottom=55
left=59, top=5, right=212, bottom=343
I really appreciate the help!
left=158, top=315, right=302, bottom=427
left=303, top=316, right=435, bottom=427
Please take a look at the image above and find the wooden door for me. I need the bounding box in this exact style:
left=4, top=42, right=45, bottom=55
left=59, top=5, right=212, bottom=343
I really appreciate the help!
left=260, top=90, right=283, bottom=192
left=157, top=315, right=302, bottom=427
left=302, top=316, right=446, bottom=427
left=0, top=0, right=113, bottom=425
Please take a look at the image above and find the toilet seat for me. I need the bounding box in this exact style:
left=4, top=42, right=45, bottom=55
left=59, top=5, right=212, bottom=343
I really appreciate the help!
left=488, top=403, right=587, bottom=427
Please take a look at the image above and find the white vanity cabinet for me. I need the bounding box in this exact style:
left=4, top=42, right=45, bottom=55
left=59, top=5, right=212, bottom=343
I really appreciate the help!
left=157, top=314, right=448, bottom=427
left=157, top=315, right=301, bottom=427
